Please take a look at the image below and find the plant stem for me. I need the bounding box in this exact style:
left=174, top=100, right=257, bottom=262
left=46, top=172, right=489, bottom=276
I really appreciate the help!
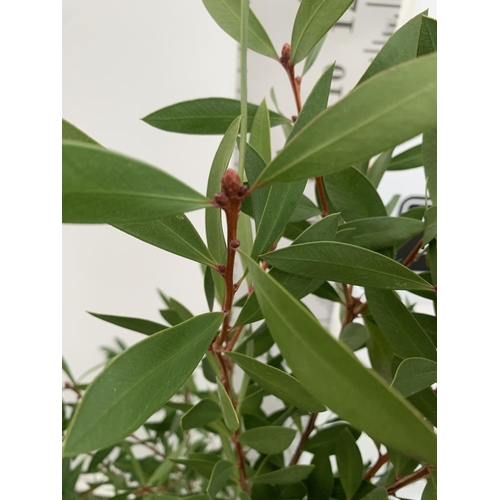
left=129, top=434, right=165, bottom=458
left=402, top=237, right=424, bottom=267
left=386, top=465, right=432, bottom=496
left=238, top=0, right=249, bottom=179
left=289, top=412, right=318, bottom=466
left=364, top=452, right=389, bottom=481
left=280, top=43, right=329, bottom=217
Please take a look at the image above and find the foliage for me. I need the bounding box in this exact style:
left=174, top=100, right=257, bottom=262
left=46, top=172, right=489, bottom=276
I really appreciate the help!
left=62, top=3, right=437, bottom=499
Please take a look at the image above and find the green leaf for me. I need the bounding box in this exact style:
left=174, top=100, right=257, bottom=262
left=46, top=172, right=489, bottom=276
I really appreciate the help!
left=62, top=119, right=101, bottom=146
left=365, top=289, right=436, bottom=361
left=423, top=206, right=437, bottom=245
left=237, top=213, right=339, bottom=325
left=181, top=399, right=222, bottom=430
left=428, top=239, right=437, bottom=286
left=206, top=459, right=235, bottom=499
left=364, top=316, right=395, bottom=383
left=63, top=142, right=209, bottom=223
left=422, top=470, right=437, bottom=500
left=62, top=313, right=223, bottom=456
left=87, top=312, right=166, bottom=336
left=204, top=266, right=215, bottom=312
left=289, top=195, right=321, bottom=222
left=391, top=358, right=437, bottom=398
left=254, top=54, right=437, bottom=186
left=251, top=179, right=307, bottom=259
left=359, top=12, right=437, bottom=84
left=324, top=167, right=386, bottom=221
left=335, top=217, right=424, bottom=251
left=243, top=142, right=268, bottom=228
left=388, top=144, right=422, bottom=171
left=62, top=357, right=77, bottom=385
left=143, top=98, right=288, bottom=135
left=252, top=465, right=315, bottom=485
left=206, top=117, right=240, bottom=303
left=262, top=242, right=433, bottom=291
left=290, top=0, right=354, bottom=64
left=239, top=426, right=296, bottom=455
left=306, top=451, right=334, bottom=500
left=226, top=351, right=325, bottom=412
left=335, top=429, right=363, bottom=500
left=304, top=421, right=360, bottom=455
left=217, top=378, right=239, bottom=432
left=202, top=0, right=277, bottom=59
left=312, top=281, right=342, bottom=303
left=288, top=63, right=336, bottom=141
left=339, top=323, right=369, bottom=352
left=418, top=16, right=437, bottom=56
left=239, top=251, right=437, bottom=464
left=413, top=313, right=437, bottom=348
left=367, top=148, right=394, bottom=188
left=423, top=127, right=437, bottom=205
left=302, top=34, right=327, bottom=77
left=250, top=100, right=272, bottom=163
left=361, top=486, right=389, bottom=500
left=171, top=457, right=217, bottom=479
left=114, top=214, right=215, bottom=267
left=385, top=194, right=401, bottom=216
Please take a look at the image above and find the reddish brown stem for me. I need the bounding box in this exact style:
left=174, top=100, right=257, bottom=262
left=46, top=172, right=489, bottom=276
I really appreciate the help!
left=364, top=452, right=389, bottom=481
left=289, top=412, right=318, bottom=466
left=63, top=382, right=82, bottom=399
left=402, top=237, right=424, bottom=267
left=226, top=325, right=244, bottom=352
left=315, top=176, right=330, bottom=217
left=386, top=466, right=433, bottom=496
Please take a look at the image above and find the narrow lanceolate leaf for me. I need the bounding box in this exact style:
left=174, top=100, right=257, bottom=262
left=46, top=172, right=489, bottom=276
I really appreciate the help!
left=362, top=486, right=389, bottom=500
left=239, top=427, right=296, bottom=455
left=243, top=143, right=268, bottom=228
left=249, top=100, right=272, bottom=163
left=88, top=312, right=166, bottom=336
left=206, top=117, right=240, bottom=301
left=226, top=352, right=326, bottom=412
left=143, top=98, right=288, bottom=135
left=239, top=252, right=437, bottom=464
left=114, top=214, right=215, bottom=267
left=385, top=194, right=401, bottom=216
left=365, top=289, right=436, bottom=361
left=422, top=470, right=437, bottom=500
left=423, top=206, right=437, bottom=245
left=423, top=127, right=437, bottom=204
left=236, top=214, right=339, bottom=325
left=251, top=179, right=307, bottom=258
left=290, top=0, right=355, bottom=64
left=263, top=242, right=433, bottom=291
left=62, top=313, right=223, bottom=456
left=391, top=358, right=437, bottom=398
left=335, top=217, right=424, bottom=251
left=216, top=378, right=239, bottom=432
left=207, top=460, right=235, bottom=499
left=339, top=323, right=369, bottom=352
left=306, top=451, right=334, bottom=500
left=418, top=16, right=437, bottom=56
left=288, top=62, right=336, bottom=141
left=335, top=429, right=363, bottom=500
left=251, top=465, right=315, bottom=485
left=289, top=195, right=321, bottom=222
left=367, top=148, right=394, bottom=188
left=388, top=144, right=423, bottom=170
left=62, top=119, right=101, bottom=146
left=202, top=0, right=277, bottom=59
left=181, top=399, right=222, bottom=430
left=63, top=142, right=209, bottom=223
left=302, top=34, right=327, bottom=77
left=254, top=54, right=437, bottom=186
left=324, top=167, right=386, bottom=221
left=359, top=12, right=437, bottom=84
left=235, top=268, right=322, bottom=326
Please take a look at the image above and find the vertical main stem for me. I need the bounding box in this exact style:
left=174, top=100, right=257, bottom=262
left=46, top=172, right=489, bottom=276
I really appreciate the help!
left=238, top=0, right=249, bottom=179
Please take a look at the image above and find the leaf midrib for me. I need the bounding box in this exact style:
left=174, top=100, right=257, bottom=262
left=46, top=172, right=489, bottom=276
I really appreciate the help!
left=257, top=69, right=435, bottom=185
left=65, top=316, right=220, bottom=450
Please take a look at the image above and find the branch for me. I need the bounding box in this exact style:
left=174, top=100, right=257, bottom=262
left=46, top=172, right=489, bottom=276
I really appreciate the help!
left=386, top=465, right=433, bottom=496
left=289, top=412, right=318, bottom=466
